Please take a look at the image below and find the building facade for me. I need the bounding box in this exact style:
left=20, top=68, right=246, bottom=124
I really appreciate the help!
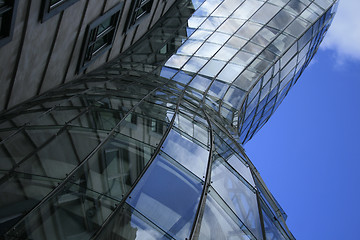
left=0, top=0, right=338, bottom=239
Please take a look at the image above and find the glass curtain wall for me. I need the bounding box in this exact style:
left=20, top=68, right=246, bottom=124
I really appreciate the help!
left=0, top=0, right=338, bottom=239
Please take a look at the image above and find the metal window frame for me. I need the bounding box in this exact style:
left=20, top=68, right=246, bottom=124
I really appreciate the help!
left=40, top=0, right=79, bottom=23
left=125, top=0, right=154, bottom=30
left=0, top=0, right=18, bottom=48
left=77, top=3, right=123, bottom=73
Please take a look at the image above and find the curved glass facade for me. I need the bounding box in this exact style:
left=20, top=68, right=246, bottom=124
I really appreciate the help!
left=0, top=0, right=338, bottom=239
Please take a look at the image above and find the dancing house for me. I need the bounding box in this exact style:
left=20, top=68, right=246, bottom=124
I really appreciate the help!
left=0, top=0, right=338, bottom=239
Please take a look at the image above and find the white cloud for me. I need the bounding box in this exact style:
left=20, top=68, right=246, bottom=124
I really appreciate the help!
left=320, top=0, right=360, bottom=63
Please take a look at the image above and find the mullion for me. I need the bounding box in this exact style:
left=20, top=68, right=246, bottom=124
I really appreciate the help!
left=49, top=0, right=66, bottom=10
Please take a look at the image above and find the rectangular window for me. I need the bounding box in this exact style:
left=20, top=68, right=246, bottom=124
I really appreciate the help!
left=126, top=0, right=153, bottom=29
left=0, top=0, right=18, bottom=48
left=40, top=0, right=79, bottom=22
left=78, top=3, right=123, bottom=72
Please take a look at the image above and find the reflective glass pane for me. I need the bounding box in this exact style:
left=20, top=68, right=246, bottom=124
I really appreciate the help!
left=233, top=0, right=264, bottom=19
left=17, top=128, right=107, bottom=179
left=195, top=42, right=222, bottom=58
left=199, top=191, right=252, bottom=240
left=161, top=129, right=209, bottom=178
left=0, top=128, right=59, bottom=171
left=227, top=155, right=254, bottom=186
left=127, top=154, right=202, bottom=240
left=71, top=132, right=156, bottom=200
left=0, top=173, right=58, bottom=235
left=5, top=182, right=118, bottom=240
left=96, top=203, right=172, bottom=240
left=189, top=75, right=212, bottom=92
left=211, top=160, right=262, bottom=239
left=262, top=209, right=287, bottom=240
left=118, top=110, right=170, bottom=149
left=199, top=59, right=226, bottom=77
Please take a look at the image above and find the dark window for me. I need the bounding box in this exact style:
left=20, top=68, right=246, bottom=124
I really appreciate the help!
left=0, top=0, right=18, bottom=48
left=126, top=0, right=153, bottom=29
left=148, top=119, right=164, bottom=134
left=40, top=0, right=79, bottom=22
left=78, top=3, right=123, bottom=72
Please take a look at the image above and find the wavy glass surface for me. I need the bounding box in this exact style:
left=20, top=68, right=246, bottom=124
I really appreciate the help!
left=0, top=0, right=338, bottom=239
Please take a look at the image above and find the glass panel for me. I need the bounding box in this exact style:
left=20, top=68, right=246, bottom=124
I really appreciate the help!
left=165, top=54, right=189, bottom=69
left=118, top=108, right=171, bottom=149
left=207, top=80, right=228, bottom=99
left=17, top=128, right=107, bottom=179
left=199, top=59, right=226, bottom=77
left=199, top=191, right=252, bottom=240
left=98, top=18, right=112, bottom=34
left=177, top=40, right=203, bottom=56
left=92, top=36, right=108, bottom=53
left=96, top=203, right=172, bottom=240
left=0, top=128, right=59, bottom=171
left=268, top=9, right=293, bottom=31
left=251, top=3, right=281, bottom=24
left=223, top=86, right=246, bottom=108
left=262, top=209, right=287, bottom=240
left=218, top=18, right=245, bottom=34
left=233, top=0, right=264, bottom=20
left=227, top=155, right=255, bottom=186
left=5, top=182, right=118, bottom=240
left=127, top=154, right=202, bottom=240
left=213, top=46, right=238, bottom=62
left=189, top=29, right=212, bottom=41
left=235, top=21, right=262, bottom=40
left=0, top=173, right=58, bottom=236
left=161, top=129, right=209, bottom=179
left=217, top=63, right=245, bottom=83
left=195, top=41, right=221, bottom=58
left=285, top=0, right=306, bottom=15
left=182, top=56, right=207, bottom=73
left=200, top=17, right=225, bottom=31
left=70, top=132, right=156, bottom=200
left=172, top=71, right=194, bottom=85
left=189, top=75, right=212, bottom=92
left=194, top=0, right=221, bottom=16
left=211, top=160, right=262, bottom=240
left=208, top=32, right=231, bottom=45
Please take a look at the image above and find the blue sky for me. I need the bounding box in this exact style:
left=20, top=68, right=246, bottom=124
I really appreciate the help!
left=245, top=1, right=360, bottom=239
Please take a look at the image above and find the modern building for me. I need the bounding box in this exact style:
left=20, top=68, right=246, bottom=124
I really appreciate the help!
left=0, top=0, right=338, bottom=239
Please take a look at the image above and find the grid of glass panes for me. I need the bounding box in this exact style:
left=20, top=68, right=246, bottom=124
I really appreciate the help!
left=0, top=0, right=338, bottom=239
left=239, top=1, right=337, bottom=143
left=114, top=0, right=337, bottom=145
left=0, top=60, right=293, bottom=240
left=0, top=73, right=179, bottom=239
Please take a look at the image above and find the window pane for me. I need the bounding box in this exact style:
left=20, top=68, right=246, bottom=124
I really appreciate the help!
left=0, top=173, right=58, bottom=236
left=5, top=182, right=118, bottom=240
left=262, top=209, right=287, bottom=240
left=211, top=160, right=263, bottom=240
left=199, top=191, right=252, bottom=240
left=17, top=128, right=107, bottom=179
left=96, top=203, right=172, bottom=240
left=127, top=154, right=202, bottom=239
left=97, top=18, right=112, bottom=34
left=161, top=129, right=209, bottom=178
left=70, top=132, right=156, bottom=200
